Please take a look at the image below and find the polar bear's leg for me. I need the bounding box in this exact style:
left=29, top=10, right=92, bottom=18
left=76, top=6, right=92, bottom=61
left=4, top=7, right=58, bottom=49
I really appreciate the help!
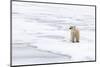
left=71, top=32, right=75, bottom=43
left=75, top=31, right=80, bottom=42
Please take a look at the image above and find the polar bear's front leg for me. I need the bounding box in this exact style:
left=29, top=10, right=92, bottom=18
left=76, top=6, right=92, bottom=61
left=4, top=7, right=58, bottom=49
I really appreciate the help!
left=75, top=30, right=80, bottom=43
left=71, top=31, right=75, bottom=43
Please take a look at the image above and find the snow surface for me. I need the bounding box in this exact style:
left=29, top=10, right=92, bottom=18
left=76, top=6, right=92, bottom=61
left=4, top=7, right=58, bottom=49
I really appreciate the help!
left=12, top=1, right=95, bottom=66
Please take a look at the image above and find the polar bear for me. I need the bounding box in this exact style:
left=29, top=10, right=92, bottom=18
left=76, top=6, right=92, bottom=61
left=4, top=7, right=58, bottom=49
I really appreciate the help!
left=69, top=26, right=80, bottom=43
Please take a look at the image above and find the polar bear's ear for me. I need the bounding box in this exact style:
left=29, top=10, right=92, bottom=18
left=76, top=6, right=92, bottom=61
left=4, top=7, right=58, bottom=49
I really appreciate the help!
left=73, top=26, right=76, bottom=29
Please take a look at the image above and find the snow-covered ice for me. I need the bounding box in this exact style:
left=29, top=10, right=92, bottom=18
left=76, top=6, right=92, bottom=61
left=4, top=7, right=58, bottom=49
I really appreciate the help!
left=12, top=45, right=71, bottom=65
left=12, top=1, right=96, bottom=66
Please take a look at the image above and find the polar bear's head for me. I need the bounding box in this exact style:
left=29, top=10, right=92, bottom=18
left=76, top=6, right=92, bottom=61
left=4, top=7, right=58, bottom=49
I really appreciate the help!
left=69, top=26, right=76, bottom=30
